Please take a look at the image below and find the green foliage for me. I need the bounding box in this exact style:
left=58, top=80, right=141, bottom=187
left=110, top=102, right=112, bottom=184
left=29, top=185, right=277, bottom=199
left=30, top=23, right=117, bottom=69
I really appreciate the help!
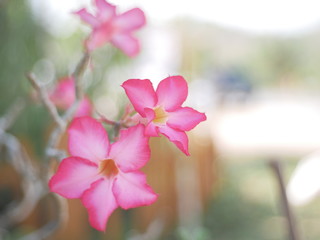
left=0, top=0, right=50, bottom=156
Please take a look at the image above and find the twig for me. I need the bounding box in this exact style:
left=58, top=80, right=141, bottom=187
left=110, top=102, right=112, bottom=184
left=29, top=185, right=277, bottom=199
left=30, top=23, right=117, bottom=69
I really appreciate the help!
left=18, top=194, right=68, bottom=240
left=26, top=73, right=65, bottom=130
left=0, top=98, right=25, bottom=131
left=45, top=53, right=90, bottom=158
left=20, top=52, right=90, bottom=239
left=6, top=52, right=90, bottom=240
left=0, top=132, right=44, bottom=229
left=60, top=52, right=90, bottom=124
left=73, top=52, right=90, bottom=100
left=269, top=159, right=301, bottom=240
left=97, top=111, right=118, bottom=125
left=97, top=112, right=122, bottom=139
left=0, top=102, right=45, bottom=231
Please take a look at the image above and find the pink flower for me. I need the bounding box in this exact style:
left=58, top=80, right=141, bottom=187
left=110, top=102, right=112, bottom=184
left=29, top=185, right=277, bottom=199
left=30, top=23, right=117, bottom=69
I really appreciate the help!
left=49, top=117, right=157, bottom=231
left=49, top=77, right=92, bottom=117
left=122, top=76, right=207, bottom=156
left=75, top=0, right=146, bottom=57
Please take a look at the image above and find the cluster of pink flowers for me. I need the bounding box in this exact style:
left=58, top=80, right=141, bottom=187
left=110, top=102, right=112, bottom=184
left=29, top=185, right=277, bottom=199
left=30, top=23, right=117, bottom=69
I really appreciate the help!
left=75, top=0, right=146, bottom=57
left=48, top=0, right=206, bottom=232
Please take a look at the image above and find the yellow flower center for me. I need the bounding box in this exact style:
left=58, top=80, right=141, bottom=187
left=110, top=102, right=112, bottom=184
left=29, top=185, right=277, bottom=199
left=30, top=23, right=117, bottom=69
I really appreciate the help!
left=99, top=159, right=118, bottom=178
left=153, top=106, right=168, bottom=124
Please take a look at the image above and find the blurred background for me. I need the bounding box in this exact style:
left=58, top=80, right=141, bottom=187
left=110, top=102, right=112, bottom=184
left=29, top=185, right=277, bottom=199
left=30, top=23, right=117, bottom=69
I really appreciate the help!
left=2, top=0, right=320, bottom=239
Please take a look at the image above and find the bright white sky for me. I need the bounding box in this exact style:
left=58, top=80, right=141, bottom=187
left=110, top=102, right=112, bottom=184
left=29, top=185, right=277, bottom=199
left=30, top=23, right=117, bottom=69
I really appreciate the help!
left=29, top=0, right=320, bottom=37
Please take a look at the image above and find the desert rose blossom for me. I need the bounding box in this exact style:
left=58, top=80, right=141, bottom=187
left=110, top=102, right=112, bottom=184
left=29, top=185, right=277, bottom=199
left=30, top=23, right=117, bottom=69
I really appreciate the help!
left=49, top=117, right=157, bottom=231
left=49, top=76, right=92, bottom=117
left=122, top=76, right=207, bottom=156
left=75, top=0, right=146, bottom=57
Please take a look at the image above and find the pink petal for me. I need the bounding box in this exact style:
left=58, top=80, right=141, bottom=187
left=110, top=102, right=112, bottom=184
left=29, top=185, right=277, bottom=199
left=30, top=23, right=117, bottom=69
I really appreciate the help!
left=95, top=0, right=116, bottom=22
left=156, top=76, right=188, bottom=111
left=111, top=33, right=140, bottom=57
left=109, top=124, right=150, bottom=172
left=75, top=97, right=93, bottom=117
left=167, top=107, right=206, bottom=131
left=75, top=9, right=99, bottom=27
left=158, top=126, right=190, bottom=156
left=49, top=157, right=100, bottom=199
left=81, top=179, right=118, bottom=231
left=68, top=117, right=109, bottom=163
left=86, top=28, right=112, bottom=51
left=113, top=171, right=158, bottom=209
left=49, top=77, right=75, bottom=109
left=144, top=108, right=159, bottom=136
left=114, top=8, right=146, bottom=32
left=145, top=123, right=159, bottom=136
left=122, top=79, right=157, bottom=117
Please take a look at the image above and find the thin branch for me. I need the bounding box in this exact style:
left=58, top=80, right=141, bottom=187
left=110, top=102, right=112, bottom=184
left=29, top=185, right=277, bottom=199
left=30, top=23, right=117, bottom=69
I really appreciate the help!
left=0, top=102, right=44, bottom=230
left=45, top=53, right=90, bottom=161
left=73, top=52, right=90, bottom=100
left=0, top=98, right=25, bottom=131
left=97, top=112, right=122, bottom=139
left=62, top=52, right=90, bottom=121
left=269, top=159, right=301, bottom=240
left=0, top=132, right=44, bottom=229
left=26, top=73, right=65, bottom=130
left=1, top=52, right=91, bottom=240
left=18, top=194, right=68, bottom=240
left=97, top=111, right=118, bottom=126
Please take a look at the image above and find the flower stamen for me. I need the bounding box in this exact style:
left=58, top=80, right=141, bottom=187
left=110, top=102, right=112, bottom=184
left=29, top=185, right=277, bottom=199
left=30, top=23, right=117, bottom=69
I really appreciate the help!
left=153, top=106, right=168, bottom=124
left=99, top=159, right=118, bottom=177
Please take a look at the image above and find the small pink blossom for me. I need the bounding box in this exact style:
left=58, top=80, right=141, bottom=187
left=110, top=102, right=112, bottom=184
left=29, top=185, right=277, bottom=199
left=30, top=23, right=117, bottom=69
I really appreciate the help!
left=49, top=77, right=92, bottom=117
left=75, top=0, right=146, bottom=57
left=49, top=117, right=157, bottom=231
left=122, top=76, right=207, bottom=156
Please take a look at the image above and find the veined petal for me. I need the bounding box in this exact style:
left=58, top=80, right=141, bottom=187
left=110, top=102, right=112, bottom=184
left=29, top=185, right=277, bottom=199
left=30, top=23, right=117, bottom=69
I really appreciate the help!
left=122, top=79, right=157, bottom=117
left=95, top=0, right=116, bottom=22
left=75, top=9, right=99, bottom=27
left=111, top=33, right=140, bottom=57
left=86, top=28, right=112, bottom=51
left=81, top=179, right=118, bottom=231
left=114, top=8, right=146, bottom=32
left=156, top=76, right=188, bottom=111
left=109, top=124, right=150, bottom=172
left=158, top=126, right=190, bottom=156
left=68, top=117, right=109, bottom=163
left=167, top=107, right=206, bottom=131
left=49, top=157, right=100, bottom=199
left=113, top=171, right=158, bottom=209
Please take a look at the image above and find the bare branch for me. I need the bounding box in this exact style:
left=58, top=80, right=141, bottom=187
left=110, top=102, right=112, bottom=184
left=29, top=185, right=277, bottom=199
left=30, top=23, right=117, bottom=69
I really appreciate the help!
left=97, top=111, right=118, bottom=126
left=73, top=52, right=90, bottom=100
left=0, top=52, right=91, bottom=240
left=45, top=52, right=90, bottom=161
left=26, top=73, right=66, bottom=130
left=18, top=194, right=68, bottom=240
left=0, top=132, right=44, bottom=229
left=0, top=98, right=25, bottom=131
left=269, top=159, right=301, bottom=240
